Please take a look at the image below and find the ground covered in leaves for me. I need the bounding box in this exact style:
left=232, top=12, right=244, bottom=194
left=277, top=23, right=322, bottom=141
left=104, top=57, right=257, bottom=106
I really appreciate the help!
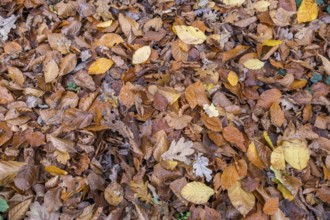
left=0, top=0, right=330, bottom=219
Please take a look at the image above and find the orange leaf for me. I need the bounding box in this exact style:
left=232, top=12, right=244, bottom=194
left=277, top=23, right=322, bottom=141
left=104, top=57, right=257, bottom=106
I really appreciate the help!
left=270, top=102, right=285, bottom=126
left=185, top=81, right=209, bottom=109
left=256, top=88, right=282, bottom=109
left=222, top=45, right=250, bottom=63
left=220, top=165, right=239, bottom=190
left=263, top=197, right=279, bottom=215
left=223, top=125, right=246, bottom=152
left=201, top=111, right=222, bottom=132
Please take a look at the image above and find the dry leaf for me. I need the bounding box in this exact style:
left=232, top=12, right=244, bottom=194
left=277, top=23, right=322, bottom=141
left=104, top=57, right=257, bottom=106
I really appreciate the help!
left=201, top=111, right=222, bottom=132
left=223, top=0, right=246, bottom=6
left=297, top=0, right=318, bottom=23
left=59, top=53, right=77, bottom=76
left=14, top=164, right=36, bottom=191
left=203, top=103, right=220, bottom=117
left=171, top=40, right=188, bottom=61
left=185, top=81, right=209, bottom=109
left=228, top=181, right=255, bottom=217
left=118, top=14, right=142, bottom=37
left=0, top=160, right=26, bottom=186
left=257, top=89, right=282, bottom=109
left=8, top=198, right=32, bottom=220
left=44, top=166, right=68, bottom=176
left=270, top=102, right=285, bottom=126
left=104, top=182, right=123, bottom=206
left=88, top=58, right=113, bottom=75
left=254, top=1, right=270, bottom=12
left=93, top=33, right=124, bottom=48
left=181, top=181, right=215, bottom=204
left=271, top=146, right=286, bottom=170
left=223, top=125, right=246, bottom=152
left=222, top=45, right=250, bottom=63
left=118, top=82, right=137, bottom=109
left=161, top=137, right=194, bottom=164
left=282, top=139, right=310, bottom=170
left=44, top=60, right=59, bottom=83
left=220, top=165, right=239, bottom=190
left=227, top=71, right=239, bottom=86
left=8, top=66, right=25, bottom=86
left=263, top=197, right=279, bottom=215
left=96, top=20, right=113, bottom=28
left=243, top=59, right=264, bottom=70
left=132, top=46, right=151, bottom=64
left=318, top=54, right=330, bottom=75
left=173, top=25, right=206, bottom=45
left=263, top=39, right=282, bottom=47
left=247, top=142, right=267, bottom=169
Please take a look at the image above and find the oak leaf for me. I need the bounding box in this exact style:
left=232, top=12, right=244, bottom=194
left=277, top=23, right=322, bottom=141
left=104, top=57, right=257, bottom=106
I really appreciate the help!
left=161, top=137, right=194, bottom=164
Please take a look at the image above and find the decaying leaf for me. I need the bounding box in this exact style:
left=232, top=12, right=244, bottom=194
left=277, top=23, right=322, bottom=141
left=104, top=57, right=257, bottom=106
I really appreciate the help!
left=105, top=182, right=123, bottom=206
left=8, top=198, right=32, bottom=220
left=181, top=181, right=215, bottom=204
left=228, top=181, right=255, bottom=217
left=161, top=137, right=194, bottom=164
left=193, top=154, right=212, bottom=182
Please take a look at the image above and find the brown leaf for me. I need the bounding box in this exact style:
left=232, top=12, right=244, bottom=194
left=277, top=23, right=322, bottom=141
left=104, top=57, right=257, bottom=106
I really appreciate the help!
left=270, top=102, right=285, bottom=126
left=220, top=165, right=239, bottom=190
left=59, top=53, right=77, bottom=75
left=14, top=164, right=37, bottom=191
left=92, top=33, right=124, bottom=48
left=222, top=125, right=246, bottom=152
left=263, top=197, right=279, bottom=215
left=185, top=81, right=209, bottom=109
left=171, top=40, right=188, bottom=61
left=8, top=66, right=25, bottom=86
left=104, top=182, right=123, bottom=206
left=0, top=160, right=26, bottom=186
left=0, top=122, right=13, bottom=146
left=44, top=187, right=63, bottom=212
left=44, top=60, right=59, bottom=83
left=222, top=45, right=250, bottom=63
left=118, top=14, right=142, bottom=37
left=8, top=198, right=32, bottom=220
left=24, top=130, right=45, bottom=147
left=201, top=111, right=222, bottom=132
left=316, top=186, right=330, bottom=204
left=0, top=86, right=14, bottom=105
left=118, top=82, right=137, bottom=109
left=170, top=177, right=188, bottom=205
left=256, top=89, right=282, bottom=109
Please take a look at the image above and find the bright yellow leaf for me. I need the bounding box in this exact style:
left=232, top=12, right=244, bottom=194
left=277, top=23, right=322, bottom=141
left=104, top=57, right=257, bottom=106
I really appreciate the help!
left=132, top=46, right=151, bottom=64
left=227, top=71, right=239, bottom=86
left=271, top=146, right=286, bottom=170
left=263, top=131, right=274, bottom=149
left=173, top=25, right=206, bottom=45
left=282, top=139, right=310, bottom=170
left=297, top=0, right=318, bottom=23
left=181, top=181, right=215, bottom=204
left=44, top=165, right=68, bottom=176
left=88, top=58, right=114, bottom=75
left=277, top=183, right=295, bottom=201
left=243, top=59, right=264, bottom=70
left=262, top=39, right=283, bottom=47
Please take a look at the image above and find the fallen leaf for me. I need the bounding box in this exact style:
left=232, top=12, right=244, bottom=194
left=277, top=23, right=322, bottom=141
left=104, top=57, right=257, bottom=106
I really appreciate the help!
left=185, top=81, right=209, bottom=109
left=44, top=166, right=68, bottom=176
left=228, top=181, right=255, bottom=217
left=297, top=0, right=318, bottom=23
left=59, top=53, right=77, bottom=76
left=44, top=60, right=59, bottom=83
left=0, top=160, right=26, bottom=186
left=105, top=182, right=123, bottom=206
left=223, top=0, right=246, bottom=6
left=227, top=71, right=239, bottom=86
left=181, top=181, right=215, bottom=204
left=203, top=103, right=220, bottom=117
left=318, top=54, right=330, bottom=75
left=254, top=1, right=270, bottom=12
left=271, top=146, right=286, bottom=170
left=243, top=59, right=264, bottom=70
left=132, top=46, right=151, bottom=64
left=201, top=111, right=222, bottom=132
left=220, top=164, right=239, bottom=190
left=93, top=33, right=124, bottom=48
left=262, top=39, right=282, bottom=47
left=257, top=89, right=282, bottom=109
left=14, top=164, right=36, bottom=191
left=0, top=198, right=9, bottom=212
left=222, top=45, right=250, bottom=63
left=88, top=58, right=113, bottom=75
left=247, top=142, right=267, bottom=169
left=263, top=197, right=279, bottom=215
left=282, top=139, right=310, bottom=170
left=270, top=102, right=285, bottom=126
left=8, top=66, right=25, bottom=86
left=119, top=82, right=137, bottom=109
left=161, top=137, right=194, bottom=164
left=0, top=86, right=14, bottom=104
left=173, top=25, right=206, bottom=45
left=223, top=125, right=246, bottom=152
left=8, top=198, right=32, bottom=220
left=96, top=20, right=113, bottom=28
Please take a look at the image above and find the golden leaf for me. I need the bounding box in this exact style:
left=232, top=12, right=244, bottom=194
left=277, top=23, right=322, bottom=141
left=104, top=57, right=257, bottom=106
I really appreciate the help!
left=243, top=59, right=264, bottom=70
left=228, top=181, right=255, bottom=217
left=223, top=0, right=246, bottom=6
left=54, top=150, right=70, bottom=164
left=132, top=46, right=151, bottom=64
left=96, top=20, right=113, bottom=28
left=297, top=0, right=318, bottom=23
left=262, top=39, right=282, bottom=47
left=247, top=142, right=266, bottom=169
left=271, top=146, right=286, bottom=170
left=173, top=25, right=206, bottom=45
left=263, top=197, right=279, bottom=215
left=227, top=71, right=239, bottom=86
left=88, top=58, right=113, bottom=75
left=181, top=181, right=215, bottom=204
left=44, top=166, right=68, bottom=176
left=282, top=139, right=310, bottom=170
left=220, top=165, right=239, bottom=190
left=263, top=131, right=275, bottom=149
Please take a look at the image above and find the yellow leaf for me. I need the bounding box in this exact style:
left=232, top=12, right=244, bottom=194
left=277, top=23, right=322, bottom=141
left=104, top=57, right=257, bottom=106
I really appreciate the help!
left=223, top=0, right=246, bottom=6
left=277, top=183, right=295, bottom=201
left=132, top=46, right=151, bottom=64
left=254, top=1, right=270, bottom=12
left=54, top=150, right=70, bottom=164
left=282, top=139, right=310, bottom=170
left=263, top=131, right=274, bottom=149
left=96, top=20, right=113, bottom=28
left=271, top=146, right=286, bottom=170
left=173, top=25, right=206, bottom=45
left=88, top=58, right=113, bottom=75
left=243, top=59, right=264, bottom=70
left=181, top=181, right=215, bottom=204
left=247, top=142, right=266, bottom=169
left=227, top=71, right=239, bottom=86
left=262, top=39, right=283, bottom=47
left=289, top=78, right=307, bottom=90
left=228, top=181, right=255, bottom=217
left=297, top=0, right=318, bottom=23
left=44, top=165, right=68, bottom=176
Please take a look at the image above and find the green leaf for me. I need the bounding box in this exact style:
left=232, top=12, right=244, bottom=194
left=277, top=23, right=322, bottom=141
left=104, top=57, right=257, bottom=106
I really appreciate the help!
left=0, top=199, right=9, bottom=212
left=296, top=0, right=302, bottom=8
left=310, top=73, right=322, bottom=83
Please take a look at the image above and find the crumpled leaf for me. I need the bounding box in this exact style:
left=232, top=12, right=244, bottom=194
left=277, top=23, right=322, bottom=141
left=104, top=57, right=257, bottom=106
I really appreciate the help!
left=193, top=154, right=212, bottom=182
left=282, top=139, right=310, bottom=170
left=228, top=181, right=255, bottom=217
left=88, top=58, right=113, bottom=75
left=243, top=59, right=264, bottom=70
left=161, top=137, right=194, bottom=164
left=0, top=160, right=26, bottom=186
left=181, top=181, right=215, bottom=204
left=132, top=46, right=151, bottom=64
left=173, top=25, right=206, bottom=45
left=297, top=0, right=318, bottom=23
left=203, top=103, right=220, bottom=117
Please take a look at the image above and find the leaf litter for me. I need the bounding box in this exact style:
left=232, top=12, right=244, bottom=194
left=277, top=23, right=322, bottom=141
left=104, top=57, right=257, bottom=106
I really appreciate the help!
left=0, top=0, right=329, bottom=219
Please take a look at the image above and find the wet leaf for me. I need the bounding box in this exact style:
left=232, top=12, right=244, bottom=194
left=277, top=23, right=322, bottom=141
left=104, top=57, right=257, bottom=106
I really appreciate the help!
left=181, top=181, right=215, bottom=204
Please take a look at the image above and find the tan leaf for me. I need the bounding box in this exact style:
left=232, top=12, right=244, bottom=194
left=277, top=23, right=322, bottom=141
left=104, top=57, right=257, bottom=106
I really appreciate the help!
left=96, top=20, right=113, bottom=28
left=118, top=82, right=137, bottom=109
left=263, top=197, right=279, bottom=215
left=223, top=0, right=246, bottom=6
left=132, top=46, right=151, bottom=64
left=8, top=66, right=25, bottom=86
left=222, top=45, right=250, bottom=63
left=153, top=130, right=169, bottom=162
left=161, top=137, right=194, bottom=164
left=44, top=60, right=59, bottom=83
left=185, top=81, right=209, bottom=109
left=318, top=54, right=330, bottom=75
left=201, top=111, right=222, bottom=132
left=93, top=33, right=124, bottom=48
left=8, top=198, right=32, bottom=220
left=271, top=146, right=286, bottom=170
left=47, top=135, right=76, bottom=153
left=88, top=58, right=113, bottom=75
left=118, top=14, right=142, bottom=37
left=0, top=122, right=13, bottom=146
left=228, top=181, right=255, bottom=217
left=44, top=166, right=68, bottom=176
left=173, top=25, right=206, bottom=45
left=54, top=150, right=70, bottom=164
left=181, top=181, right=215, bottom=204
left=165, top=113, right=192, bottom=130
left=130, top=181, right=153, bottom=203
left=223, top=125, right=246, bottom=152
left=247, top=142, right=267, bottom=169
left=0, top=86, right=14, bottom=104
left=14, top=164, right=36, bottom=191
left=254, top=1, right=270, bottom=12
left=171, top=40, right=188, bottom=61
left=44, top=187, right=63, bottom=212
left=220, top=165, right=239, bottom=190
left=59, top=53, right=77, bottom=76
left=105, top=182, right=123, bottom=206
left=243, top=59, right=264, bottom=70
left=256, top=89, right=282, bottom=109
left=270, top=102, right=285, bottom=126
left=157, top=87, right=181, bottom=105
left=0, top=160, right=26, bottom=186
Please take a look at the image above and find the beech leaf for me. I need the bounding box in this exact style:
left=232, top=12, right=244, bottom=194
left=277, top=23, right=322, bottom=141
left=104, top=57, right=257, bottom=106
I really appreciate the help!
left=132, top=46, right=151, bottom=64
left=181, top=181, right=215, bottom=204
left=228, top=181, right=255, bottom=217
left=173, top=25, right=206, bottom=45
